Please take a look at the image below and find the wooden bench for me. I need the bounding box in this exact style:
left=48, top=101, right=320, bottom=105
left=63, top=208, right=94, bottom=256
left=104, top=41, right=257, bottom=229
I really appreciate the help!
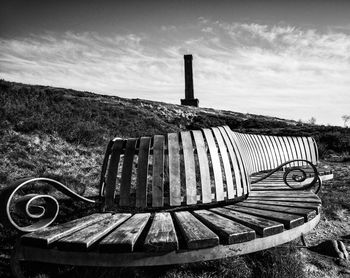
left=0, top=126, right=333, bottom=277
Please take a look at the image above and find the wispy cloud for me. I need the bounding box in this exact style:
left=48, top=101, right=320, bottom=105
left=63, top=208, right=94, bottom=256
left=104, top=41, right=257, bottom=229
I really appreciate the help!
left=1, top=19, right=350, bottom=125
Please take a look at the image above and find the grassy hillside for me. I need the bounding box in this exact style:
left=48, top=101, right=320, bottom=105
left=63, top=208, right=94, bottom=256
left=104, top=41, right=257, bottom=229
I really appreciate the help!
left=0, top=79, right=350, bottom=277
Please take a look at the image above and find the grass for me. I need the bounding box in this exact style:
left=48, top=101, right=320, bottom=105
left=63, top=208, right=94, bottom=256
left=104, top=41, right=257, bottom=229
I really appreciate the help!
left=0, top=79, right=349, bottom=277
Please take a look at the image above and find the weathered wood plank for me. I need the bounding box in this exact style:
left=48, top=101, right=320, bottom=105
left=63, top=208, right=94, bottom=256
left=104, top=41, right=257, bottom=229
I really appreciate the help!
left=218, top=126, right=241, bottom=197
left=120, top=138, right=137, bottom=206
left=193, top=210, right=256, bottom=244
left=152, top=135, right=165, bottom=207
left=105, top=139, right=124, bottom=209
left=99, top=213, right=151, bottom=252
left=181, top=131, right=197, bottom=205
left=247, top=196, right=322, bottom=204
left=144, top=212, right=178, bottom=252
left=243, top=200, right=321, bottom=214
left=224, top=128, right=247, bottom=196
left=168, top=133, right=181, bottom=206
left=136, top=137, right=151, bottom=208
left=57, top=214, right=131, bottom=250
left=202, top=128, right=224, bottom=201
left=174, top=211, right=219, bottom=249
left=21, top=213, right=111, bottom=246
left=226, top=205, right=305, bottom=229
left=212, top=127, right=234, bottom=199
left=192, top=130, right=212, bottom=203
left=210, top=207, right=284, bottom=237
left=236, top=203, right=317, bottom=221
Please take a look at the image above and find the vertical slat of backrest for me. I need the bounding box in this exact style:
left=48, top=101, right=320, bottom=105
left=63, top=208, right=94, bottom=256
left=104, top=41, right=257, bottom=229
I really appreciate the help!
left=99, top=139, right=116, bottom=198
left=152, top=135, right=165, bottom=207
left=168, top=133, right=181, bottom=206
left=309, top=137, right=318, bottom=164
left=202, top=128, right=224, bottom=201
left=306, top=137, right=316, bottom=164
left=278, top=136, right=290, bottom=165
left=261, top=135, right=274, bottom=170
left=104, top=139, right=124, bottom=209
left=297, top=137, right=307, bottom=166
left=246, top=134, right=261, bottom=173
left=212, top=128, right=235, bottom=199
left=266, top=136, right=279, bottom=169
left=276, top=136, right=288, bottom=165
left=226, top=129, right=249, bottom=195
left=136, top=137, right=151, bottom=208
left=120, top=138, right=137, bottom=207
left=271, top=136, right=283, bottom=167
left=312, top=138, right=319, bottom=164
left=237, top=133, right=255, bottom=174
left=253, top=135, right=268, bottom=171
left=287, top=137, right=298, bottom=167
left=302, top=137, right=311, bottom=162
left=292, top=137, right=302, bottom=167
left=224, top=129, right=245, bottom=196
left=192, top=130, right=212, bottom=203
left=261, top=135, right=275, bottom=170
left=181, top=132, right=197, bottom=205
left=218, top=127, right=241, bottom=197
left=281, top=136, right=293, bottom=165
left=233, top=133, right=250, bottom=174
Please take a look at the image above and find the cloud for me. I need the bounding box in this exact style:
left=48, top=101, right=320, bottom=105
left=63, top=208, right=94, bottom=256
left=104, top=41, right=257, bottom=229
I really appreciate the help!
left=1, top=19, right=350, bottom=126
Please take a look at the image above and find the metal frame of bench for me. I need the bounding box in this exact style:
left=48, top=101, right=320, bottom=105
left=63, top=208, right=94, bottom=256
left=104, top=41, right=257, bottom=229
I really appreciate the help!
left=0, top=126, right=332, bottom=278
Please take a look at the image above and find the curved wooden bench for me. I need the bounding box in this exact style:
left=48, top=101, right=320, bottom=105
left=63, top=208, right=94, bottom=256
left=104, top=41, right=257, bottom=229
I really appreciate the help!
left=0, top=126, right=330, bottom=277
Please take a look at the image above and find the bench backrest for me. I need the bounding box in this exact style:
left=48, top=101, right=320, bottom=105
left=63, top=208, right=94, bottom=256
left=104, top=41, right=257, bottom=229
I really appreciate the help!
left=99, top=126, right=319, bottom=210
left=231, top=131, right=319, bottom=175
left=100, top=126, right=250, bottom=210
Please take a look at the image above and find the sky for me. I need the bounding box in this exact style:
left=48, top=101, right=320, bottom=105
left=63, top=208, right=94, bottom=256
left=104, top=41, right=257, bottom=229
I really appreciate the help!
left=1, top=0, right=350, bottom=126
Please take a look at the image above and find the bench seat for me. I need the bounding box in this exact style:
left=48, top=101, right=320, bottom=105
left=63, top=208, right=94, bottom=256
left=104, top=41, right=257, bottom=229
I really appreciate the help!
left=15, top=172, right=322, bottom=267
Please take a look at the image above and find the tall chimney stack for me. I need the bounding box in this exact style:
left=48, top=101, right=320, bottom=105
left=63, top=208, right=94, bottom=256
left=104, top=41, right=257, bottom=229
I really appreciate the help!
left=181, top=54, right=199, bottom=107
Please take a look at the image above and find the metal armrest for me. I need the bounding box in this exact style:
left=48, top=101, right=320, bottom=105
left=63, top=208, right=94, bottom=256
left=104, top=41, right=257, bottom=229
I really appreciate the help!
left=0, top=177, right=98, bottom=232
left=251, top=159, right=322, bottom=194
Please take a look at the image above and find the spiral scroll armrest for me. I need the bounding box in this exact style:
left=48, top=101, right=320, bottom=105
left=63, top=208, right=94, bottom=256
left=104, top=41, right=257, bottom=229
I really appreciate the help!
left=251, top=159, right=322, bottom=194
left=0, top=177, right=97, bottom=233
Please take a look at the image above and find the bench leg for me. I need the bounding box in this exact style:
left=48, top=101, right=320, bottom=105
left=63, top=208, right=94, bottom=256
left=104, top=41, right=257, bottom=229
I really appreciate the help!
left=10, top=242, right=25, bottom=278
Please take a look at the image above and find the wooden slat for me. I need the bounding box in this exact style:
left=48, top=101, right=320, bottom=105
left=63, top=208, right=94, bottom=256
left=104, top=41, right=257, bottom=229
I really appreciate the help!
left=144, top=212, right=178, bottom=252
left=250, top=134, right=266, bottom=172
left=211, top=207, right=284, bottom=237
left=202, top=128, right=224, bottom=201
left=247, top=196, right=322, bottom=204
left=226, top=205, right=305, bottom=229
left=99, top=213, right=151, bottom=252
left=168, top=133, right=181, bottom=206
left=136, top=137, right=151, bottom=208
left=236, top=203, right=317, bottom=221
left=181, top=131, right=197, bottom=205
left=243, top=199, right=321, bottom=214
left=57, top=213, right=131, bottom=250
left=302, top=137, right=311, bottom=162
left=174, top=211, right=219, bottom=249
left=218, top=127, right=241, bottom=197
left=21, top=213, right=111, bottom=246
left=120, top=138, right=137, bottom=206
left=308, top=137, right=317, bottom=164
left=152, top=135, right=165, bottom=207
left=212, top=127, right=235, bottom=199
left=225, top=128, right=247, bottom=196
left=193, top=210, right=256, bottom=244
left=105, top=139, right=124, bottom=209
left=192, top=130, right=212, bottom=203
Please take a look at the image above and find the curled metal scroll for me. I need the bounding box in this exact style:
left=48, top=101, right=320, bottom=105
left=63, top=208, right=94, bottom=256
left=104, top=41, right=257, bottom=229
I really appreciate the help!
left=0, top=177, right=96, bottom=232
left=251, top=159, right=322, bottom=194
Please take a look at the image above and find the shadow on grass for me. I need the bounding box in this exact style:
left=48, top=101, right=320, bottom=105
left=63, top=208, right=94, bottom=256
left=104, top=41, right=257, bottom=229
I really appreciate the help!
left=13, top=245, right=304, bottom=278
